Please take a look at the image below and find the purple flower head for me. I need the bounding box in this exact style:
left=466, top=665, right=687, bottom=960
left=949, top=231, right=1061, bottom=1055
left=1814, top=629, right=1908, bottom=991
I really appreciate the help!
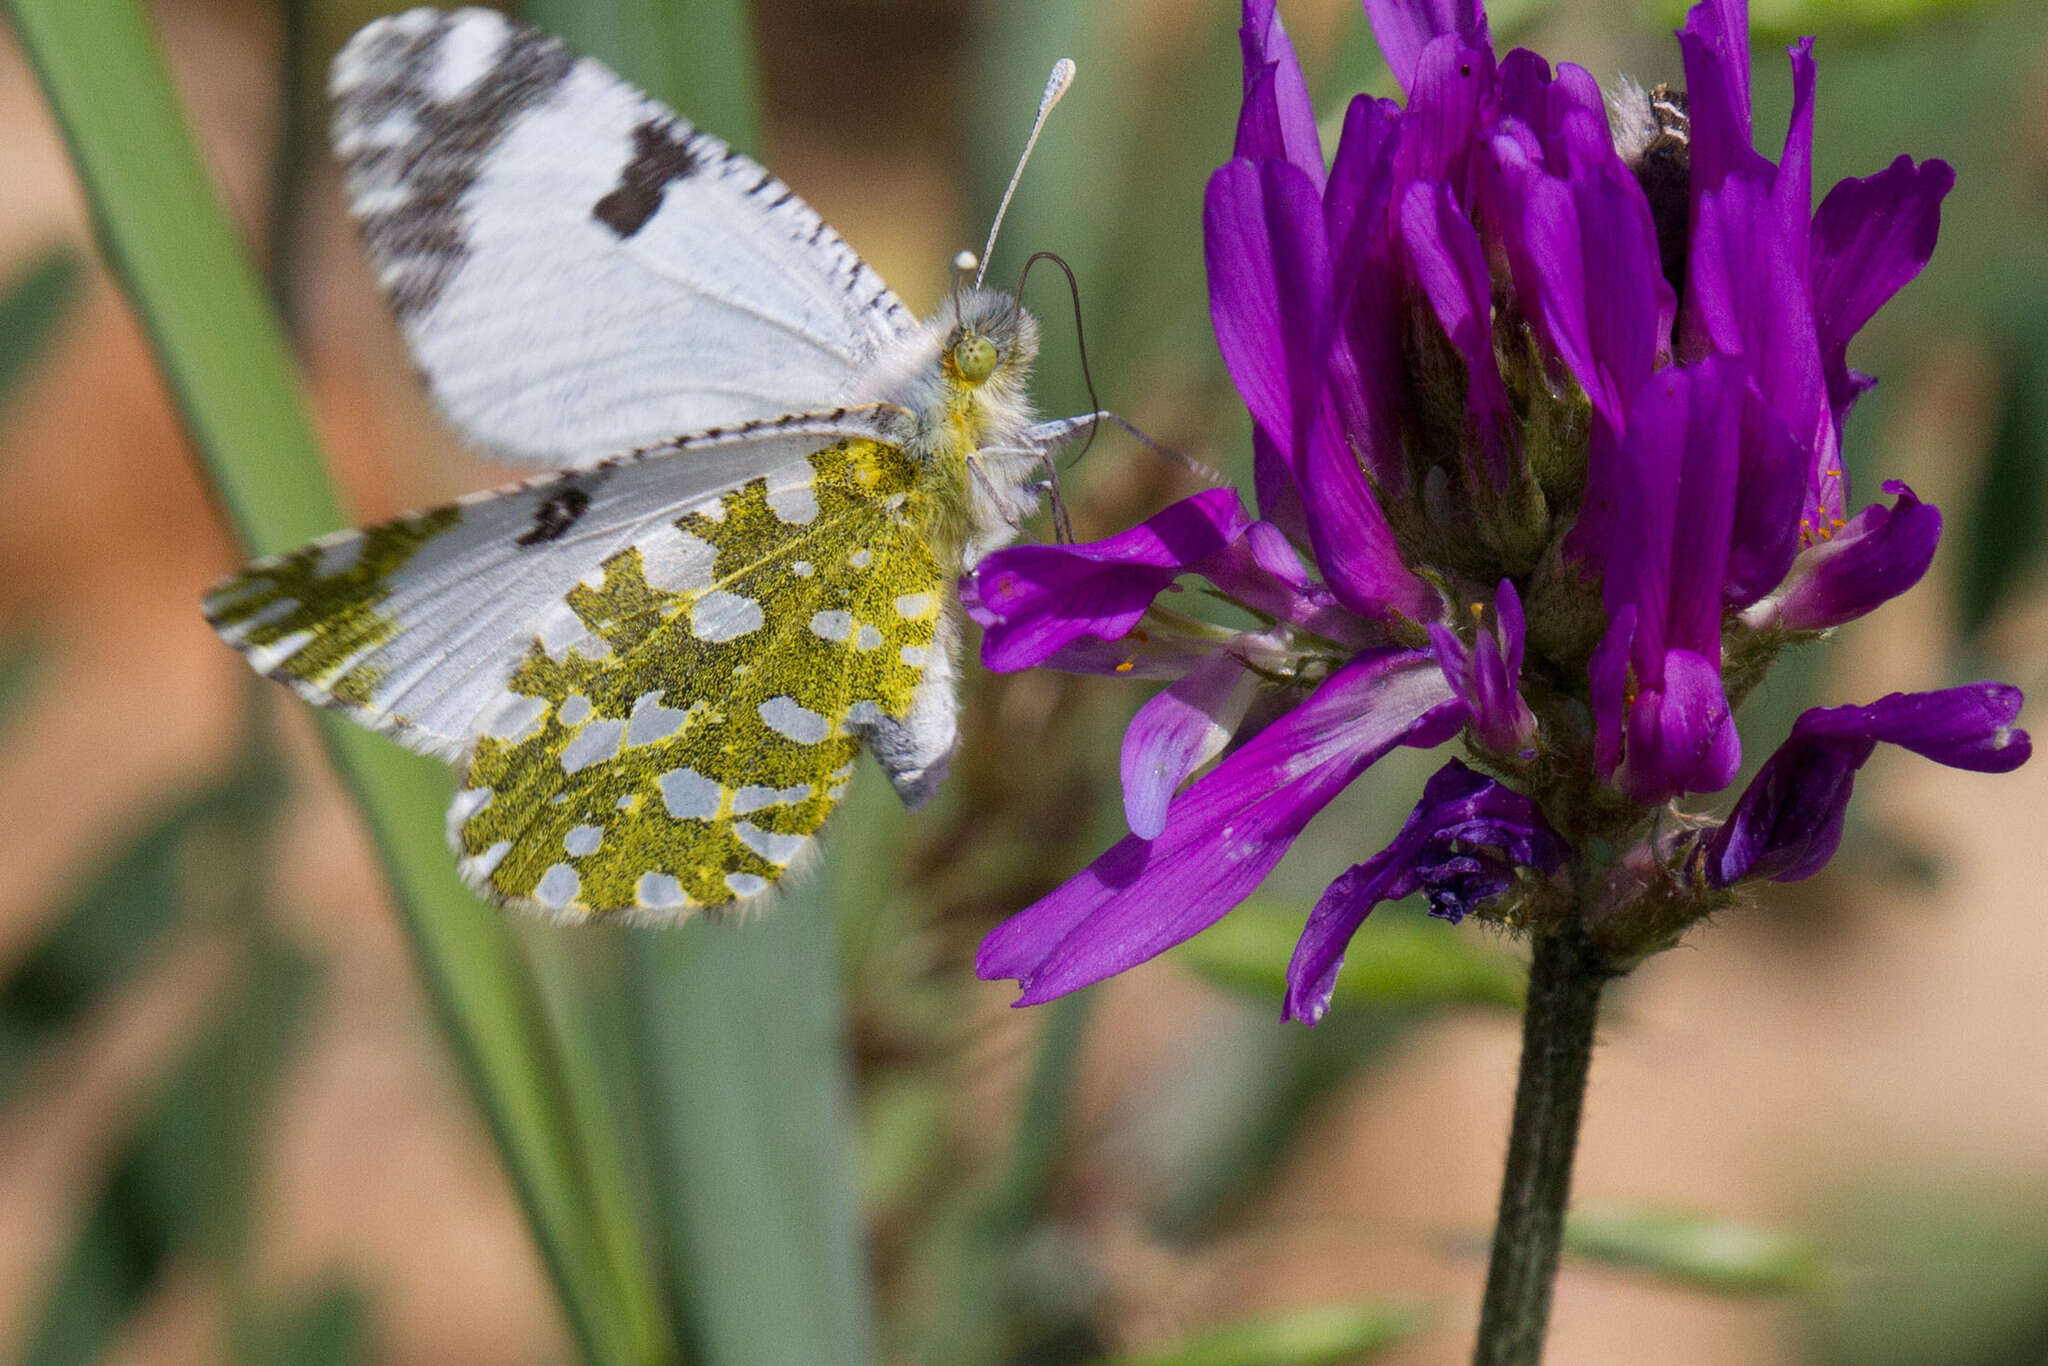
left=967, top=0, right=2028, bottom=1019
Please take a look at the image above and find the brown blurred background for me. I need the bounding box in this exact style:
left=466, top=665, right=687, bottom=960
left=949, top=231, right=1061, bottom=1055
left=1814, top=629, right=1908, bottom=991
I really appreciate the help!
left=3, top=0, right=2046, bottom=1362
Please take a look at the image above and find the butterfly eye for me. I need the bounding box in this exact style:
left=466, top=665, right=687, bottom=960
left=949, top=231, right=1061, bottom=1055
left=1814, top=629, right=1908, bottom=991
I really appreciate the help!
left=952, top=334, right=998, bottom=384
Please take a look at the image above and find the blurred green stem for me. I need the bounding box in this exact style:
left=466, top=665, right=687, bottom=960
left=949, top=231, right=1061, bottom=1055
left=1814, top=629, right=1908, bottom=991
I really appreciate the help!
left=1471, top=927, right=1608, bottom=1366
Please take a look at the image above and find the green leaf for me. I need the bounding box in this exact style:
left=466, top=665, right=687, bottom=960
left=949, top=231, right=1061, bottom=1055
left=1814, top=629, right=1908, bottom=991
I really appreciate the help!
left=0, top=245, right=81, bottom=407
left=1564, top=1204, right=1824, bottom=1295
left=1173, top=898, right=1527, bottom=1012
left=2, top=2, right=674, bottom=1360
left=1102, top=1301, right=1426, bottom=1366
left=20, top=940, right=318, bottom=1366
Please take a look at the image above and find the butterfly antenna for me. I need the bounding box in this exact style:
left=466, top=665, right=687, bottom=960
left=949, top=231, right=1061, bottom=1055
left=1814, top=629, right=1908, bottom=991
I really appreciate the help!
left=975, top=58, right=1076, bottom=290
left=1015, top=250, right=1103, bottom=470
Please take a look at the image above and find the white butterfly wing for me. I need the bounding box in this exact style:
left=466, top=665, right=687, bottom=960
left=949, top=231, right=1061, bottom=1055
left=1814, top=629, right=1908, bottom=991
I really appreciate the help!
left=332, top=7, right=919, bottom=469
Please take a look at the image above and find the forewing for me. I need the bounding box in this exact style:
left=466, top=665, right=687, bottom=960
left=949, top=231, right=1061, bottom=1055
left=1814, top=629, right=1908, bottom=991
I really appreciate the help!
left=203, top=428, right=865, bottom=759
left=331, top=7, right=918, bottom=468
left=447, top=438, right=952, bottom=917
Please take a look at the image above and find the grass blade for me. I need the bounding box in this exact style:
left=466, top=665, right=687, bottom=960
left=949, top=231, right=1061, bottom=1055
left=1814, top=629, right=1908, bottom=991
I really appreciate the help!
left=1, top=2, right=673, bottom=1360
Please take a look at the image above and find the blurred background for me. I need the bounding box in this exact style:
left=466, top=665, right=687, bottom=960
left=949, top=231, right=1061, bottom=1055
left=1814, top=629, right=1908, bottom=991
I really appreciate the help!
left=2, top=0, right=2046, bottom=1362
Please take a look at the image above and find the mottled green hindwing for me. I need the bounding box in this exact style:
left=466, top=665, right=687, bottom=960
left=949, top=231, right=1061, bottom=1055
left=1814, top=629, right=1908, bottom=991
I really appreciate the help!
left=454, top=438, right=946, bottom=917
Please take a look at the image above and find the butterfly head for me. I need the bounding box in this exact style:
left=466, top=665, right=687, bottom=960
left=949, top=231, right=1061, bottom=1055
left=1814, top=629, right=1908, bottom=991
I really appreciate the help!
left=942, top=287, right=1038, bottom=394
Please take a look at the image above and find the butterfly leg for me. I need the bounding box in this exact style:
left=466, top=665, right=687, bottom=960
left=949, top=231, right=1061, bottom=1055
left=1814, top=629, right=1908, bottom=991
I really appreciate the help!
left=1023, top=412, right=1224, bottom=486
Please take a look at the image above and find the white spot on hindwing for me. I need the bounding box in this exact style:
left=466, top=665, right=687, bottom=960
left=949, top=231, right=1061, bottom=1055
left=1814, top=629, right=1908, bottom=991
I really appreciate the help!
left=564, top=824, right=603, bottom=856
left=849, top=548, right=873, bottom=568
left=560, top=717, right=624, bottom=773
left=691, top=591, right=764, bottom=642
left=732, top=783, right=811, bottom=814
left=894, top=592, right=934, bottom=618
left=759, top=696, right=830, bottom=744
left=637, top=872, right=689, bottom=909
left=626, top=690, right=694, bottom=746
left=467, top=841, right=512, bottom=879
left=766, top=482, right=820, bottom=525
left=536, top=863, right=582, bottom=910
left=659, top=768, right=723, bottom=821
left=809, top=609, right=853, bottom=643
left=638, top=524, right=718, bottom=592
left=558, top=694, right=593, bottom=726
left=791, top=561, right=815, bottom=578
left=725, top=872, right=769, bottom=898
left=855, top=624, right=884, bottom=651
left=734, top=822, right=808, bottom=865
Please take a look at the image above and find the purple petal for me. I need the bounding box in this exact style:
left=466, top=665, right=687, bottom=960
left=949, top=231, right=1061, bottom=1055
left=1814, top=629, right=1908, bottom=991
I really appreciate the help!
left=1495, top=577, right=1527, bottom=680
left=1284, top=760, right=1566, bottom=1022
left=1620, top=647, right=1740, bottom=804
left=1252, top=426, right=1311, bottom=544
left=1325, top=96, right=1409, bottom=495
left=1809, top=156, right=1954, bottom=424
left=1470, top=584, right=1536, bottom=756
left=1400, top=179, right=1516, bottom=484
left=1604, top=359, right=1744, bottom=677
left=1706, top=683, right=2030, bottom=885
left=1206, top=158, right=1335, bottom=463
left=1680, top=2, right=1836, bottom=528
left=978, top=650, right=1467, bottom=1004
left=1480, top=108, right=1664, bottom=560
left=1325, top=95, right=1404, bottom=298
left=1238, top=0, right=1326, bottom=186
left=1431, top=579, right=1537, bottom=757
left=1679, top=0, right=1753, bottom=162
left=1774, top=38, right=1817, bottom=270
left=970, top=489, right=1252, bottom=671
left=1121, top=650, right=1260, bottom=840
left=1302, top=409, right=1438, bottom=621
left=1203, top=517, right=1388, bottom=647
left=1395, top=35, right=1498, bottom=193
left=1723, top=387, right=1807, bottom=607
left=1363, top=0, right=1489, bottom=97
left=1768, top=479, right=1941, bottom=631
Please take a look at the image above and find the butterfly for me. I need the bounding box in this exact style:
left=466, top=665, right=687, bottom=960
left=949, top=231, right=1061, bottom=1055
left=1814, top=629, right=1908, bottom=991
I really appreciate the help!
left=205, top=7, right=1087, bottom=919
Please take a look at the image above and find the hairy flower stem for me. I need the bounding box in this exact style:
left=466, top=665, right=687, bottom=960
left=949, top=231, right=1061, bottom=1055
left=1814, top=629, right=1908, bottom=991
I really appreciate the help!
left=1472, top=921, right=1609, bottom=1365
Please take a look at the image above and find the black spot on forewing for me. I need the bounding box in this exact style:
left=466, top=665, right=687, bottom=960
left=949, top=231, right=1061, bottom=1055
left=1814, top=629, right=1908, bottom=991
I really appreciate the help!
left=339, top=16, right=576, bottom=320
left=516, top=485, right=592, bottom=546
left=592, top=119, right=702, bottom=238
